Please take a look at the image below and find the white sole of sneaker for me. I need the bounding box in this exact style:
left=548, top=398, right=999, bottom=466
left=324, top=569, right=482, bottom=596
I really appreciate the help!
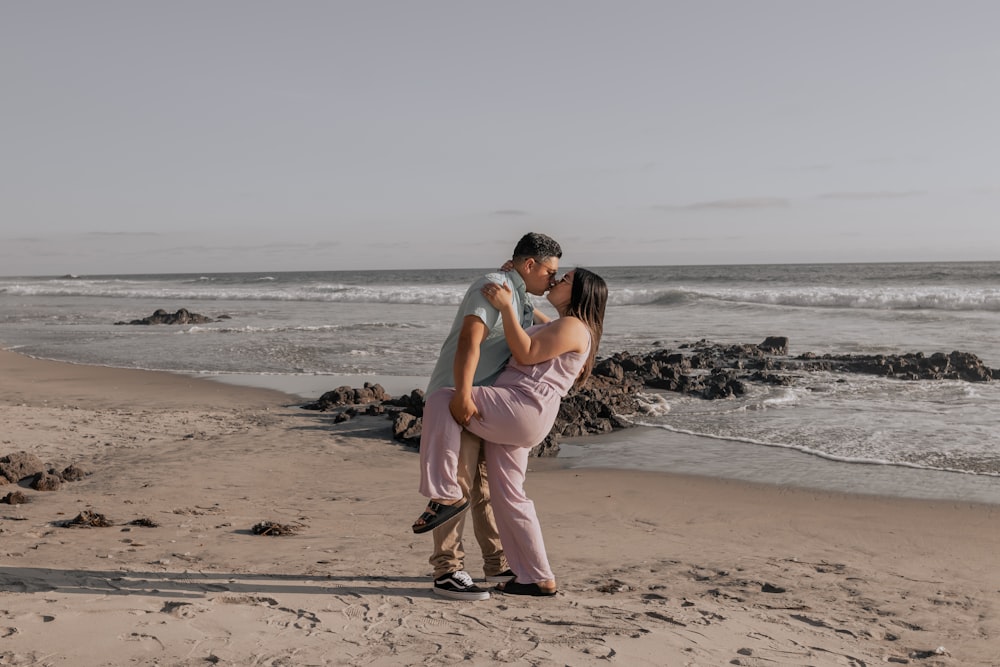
left=432, top=587, right=490, bottom=601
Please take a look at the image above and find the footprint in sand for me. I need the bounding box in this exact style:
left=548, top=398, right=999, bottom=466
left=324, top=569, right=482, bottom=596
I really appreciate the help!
left=160, top=601, right=201, bottom=619
left=340, top=603, right=367, bottom=620
left=3, top=612, right=55, bottom=625
left=118, top=632, right=165, bottom=649
left=215, top=594, right=279, bottom=606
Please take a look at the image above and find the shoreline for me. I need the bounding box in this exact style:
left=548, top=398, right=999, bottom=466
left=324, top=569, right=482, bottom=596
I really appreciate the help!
left=560, top=426, right=1000, bottom=506
left=2, top=347, right=1000, bottom=664
left=168, top=363, right=1000, bottom=506
left=6, top=347, right=999, bottom=505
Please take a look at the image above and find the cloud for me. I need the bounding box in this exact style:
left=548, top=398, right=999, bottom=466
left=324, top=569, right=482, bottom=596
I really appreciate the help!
left=491, top=209, right=529, bottom=216
left=654, top=197, right=791, bottom=211
left=816, top=191, right=925, bottom=200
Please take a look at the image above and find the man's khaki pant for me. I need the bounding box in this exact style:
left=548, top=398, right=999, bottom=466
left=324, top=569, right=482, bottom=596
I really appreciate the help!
left=429, top=428, right=508, bottom=579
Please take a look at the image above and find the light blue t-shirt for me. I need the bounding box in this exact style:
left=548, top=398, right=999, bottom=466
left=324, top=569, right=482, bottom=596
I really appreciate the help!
left=426, top=270, right=534, bottom=394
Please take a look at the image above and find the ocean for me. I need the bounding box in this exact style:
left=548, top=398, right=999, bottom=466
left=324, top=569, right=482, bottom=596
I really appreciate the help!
left=2, top=262, right=999, bottom=503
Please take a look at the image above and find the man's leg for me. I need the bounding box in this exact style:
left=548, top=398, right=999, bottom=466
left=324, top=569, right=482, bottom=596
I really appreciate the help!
left=428, top=428, right=481, bottom=579
left=469, top=439, right=509, bottom=578
left=427, top=428, right=492, bottom=601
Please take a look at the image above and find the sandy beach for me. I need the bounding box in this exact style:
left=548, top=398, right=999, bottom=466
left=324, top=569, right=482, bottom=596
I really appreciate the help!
left=1, top=348, right=998, bottom=666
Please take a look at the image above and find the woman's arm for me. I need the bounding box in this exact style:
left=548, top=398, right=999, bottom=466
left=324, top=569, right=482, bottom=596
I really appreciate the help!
left=483, top=284, right=588, bottom=365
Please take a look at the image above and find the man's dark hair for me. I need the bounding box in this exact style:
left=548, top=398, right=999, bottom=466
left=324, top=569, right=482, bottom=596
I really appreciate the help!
left=512, top=233, right=562, bottom=261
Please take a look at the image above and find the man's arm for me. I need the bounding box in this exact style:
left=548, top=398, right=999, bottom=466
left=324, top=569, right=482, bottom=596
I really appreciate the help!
left=449, top=315, right=489, bottom=426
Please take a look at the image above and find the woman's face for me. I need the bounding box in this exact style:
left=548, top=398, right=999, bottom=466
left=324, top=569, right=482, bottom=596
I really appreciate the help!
left=545, top=270, right=574, bottom=309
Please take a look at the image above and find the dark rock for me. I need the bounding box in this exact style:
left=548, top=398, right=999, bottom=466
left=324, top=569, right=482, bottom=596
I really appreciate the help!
left=530, top=435, right=560, bottom=457
left=1, top=491, right=30, bottom=505
left=251, top=520, right=299, bottom=536
left=60, top=464, right=90, bottom=482
left=301, top=383, right=390, bottom=411
left=0, top=452, right=46, bottom=483
left=592, top=357, right=625, bottom=382
left=383, top=389, right=426, bottom=416
left=393, top=412, right=422, bottom=445
left=792, top=349, right=994, bottom=382
left=596, top=578, right=632, bottom=593
left=758, top=336, right=789, bottom=354
left=129, top=517, right=160, bottom=527
left=115, top=308, right=215, bottom=325
left=314, top=337, right=999, bottom=460
left=59, top=510, right=113, bottom=527
left=31, top=471, right=62, bottom=491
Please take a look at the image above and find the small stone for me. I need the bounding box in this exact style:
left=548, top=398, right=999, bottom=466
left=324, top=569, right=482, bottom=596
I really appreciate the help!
left=31, top=472, right=63, bottom=491
left=251, top=520, right=299, bottom=536
left=1, top=491, right=30, bottom=505
left=60, top=464, right=90, bottom=482
left=59, top=510, right=113, bottom=527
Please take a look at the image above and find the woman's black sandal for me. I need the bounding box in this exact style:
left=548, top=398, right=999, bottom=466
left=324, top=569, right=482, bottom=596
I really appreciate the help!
left=494, top=579, right=557, bottom=597
left=411, top=499, right=470, bottom=534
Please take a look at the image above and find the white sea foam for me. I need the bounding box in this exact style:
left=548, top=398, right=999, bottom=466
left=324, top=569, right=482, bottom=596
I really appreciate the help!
left=746, top=388, right=801, bottom=410
left=4, top=275, right=1000, bottom=312
left=0, top=281, right=468, bottom=305
left=177, top=322, right=420, bottom=336
left=700, top=286, right=1000, bottom=311
left=4, top=262, right=1000, bottom=489
left=635, top=392, right=671, bottom=416
left=632, top=419, right=1000, bottom=477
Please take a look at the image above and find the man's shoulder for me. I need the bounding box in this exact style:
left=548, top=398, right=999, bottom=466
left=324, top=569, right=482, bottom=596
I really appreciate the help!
left=463, top=271, right=518, bottom=295
left=473, top=271, right=507, bottom=287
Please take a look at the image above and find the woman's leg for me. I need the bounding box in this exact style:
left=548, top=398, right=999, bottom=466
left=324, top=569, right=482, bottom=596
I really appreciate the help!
left=484, top=441, right=555, bottom=587
left=418, top=388, right=464, bottom=502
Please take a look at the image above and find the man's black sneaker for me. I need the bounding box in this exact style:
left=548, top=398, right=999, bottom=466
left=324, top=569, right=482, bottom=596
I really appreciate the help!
left=433, top=570, right=490, bottom=601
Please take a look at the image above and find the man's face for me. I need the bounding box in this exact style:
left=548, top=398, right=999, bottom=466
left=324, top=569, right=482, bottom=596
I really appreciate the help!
left=522, top=257, right=560, bottom=296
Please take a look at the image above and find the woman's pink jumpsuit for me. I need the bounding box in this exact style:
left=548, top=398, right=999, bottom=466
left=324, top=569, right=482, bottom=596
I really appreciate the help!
left=419, top=322, right=589, bottom=584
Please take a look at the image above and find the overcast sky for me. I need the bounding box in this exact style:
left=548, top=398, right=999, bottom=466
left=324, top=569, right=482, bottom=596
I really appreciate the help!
left=2, top=1, right=999, bottom=276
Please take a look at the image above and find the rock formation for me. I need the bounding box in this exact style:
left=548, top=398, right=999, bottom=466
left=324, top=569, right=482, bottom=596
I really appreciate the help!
left=304, top=337, right=997, bottom=458
left=115, top=308, right=215, bottom=325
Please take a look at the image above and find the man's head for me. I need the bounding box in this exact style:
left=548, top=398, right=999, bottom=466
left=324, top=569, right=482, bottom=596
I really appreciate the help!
left=511, top=232, right=562, bottom=296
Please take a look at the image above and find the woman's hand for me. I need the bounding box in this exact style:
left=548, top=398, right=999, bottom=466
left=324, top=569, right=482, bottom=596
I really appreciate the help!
left=482, top=282, right=514, bottom=310
left=498, top=260, right=515, bottom=272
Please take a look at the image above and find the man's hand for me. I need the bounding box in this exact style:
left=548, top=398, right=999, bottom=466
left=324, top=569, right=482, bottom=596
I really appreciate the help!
left=449, top=392, right=480, bottom=426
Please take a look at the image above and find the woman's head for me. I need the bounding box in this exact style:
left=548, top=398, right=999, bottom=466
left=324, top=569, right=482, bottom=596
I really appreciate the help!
left=550, top=267, right=607, bottom=385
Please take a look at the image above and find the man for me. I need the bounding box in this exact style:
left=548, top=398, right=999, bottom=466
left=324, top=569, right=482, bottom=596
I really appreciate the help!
left=423, top=232, right=562, bottom=601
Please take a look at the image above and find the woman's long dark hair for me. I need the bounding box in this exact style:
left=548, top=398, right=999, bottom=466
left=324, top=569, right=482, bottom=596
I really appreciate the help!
left=564, top=267, right=607, bottom=386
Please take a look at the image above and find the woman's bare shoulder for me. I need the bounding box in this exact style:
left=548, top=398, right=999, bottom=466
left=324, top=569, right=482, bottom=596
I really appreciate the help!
left=551, top=316, right=590, bottom=348
left=553, top=315, right=587, bottom=329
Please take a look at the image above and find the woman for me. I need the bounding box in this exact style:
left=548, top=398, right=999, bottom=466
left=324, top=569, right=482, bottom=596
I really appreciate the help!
left=413, top=268, right=607, bottom=596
